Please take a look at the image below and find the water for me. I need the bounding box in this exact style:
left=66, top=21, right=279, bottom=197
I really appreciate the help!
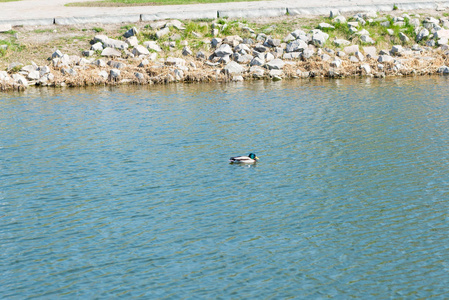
left=2, top=77, right=449, bottom=298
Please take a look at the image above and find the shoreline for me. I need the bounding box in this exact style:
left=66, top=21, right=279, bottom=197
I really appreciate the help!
left=1, top=8, right=449, bottom=92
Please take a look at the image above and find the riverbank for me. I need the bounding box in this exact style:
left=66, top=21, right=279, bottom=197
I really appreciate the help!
left=1, top=8, right=449, bottom=92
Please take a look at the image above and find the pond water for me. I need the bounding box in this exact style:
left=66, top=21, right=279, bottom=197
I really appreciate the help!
left=2, top=77, right=449, bottom=298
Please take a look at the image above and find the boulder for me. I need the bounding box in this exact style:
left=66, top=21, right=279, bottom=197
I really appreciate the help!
left=312, top=30, right=329, bottom=47
left=103, top=38, right=128, bottom=50
left=135, top=72, right=145, bottom=80
left=399, top=32, right=410, bottom=42
left=182, top=46, right=193, bottom=56
left=138, top=59, right=150, bottom=68
left=91, top=42, right=103, bottom=51
left=126, top=36, right=139, bottom=47
left=319, top=23, right=335, bottom=30
left=250, top=57, right=265, bottom=66
left=334, top=39, right=350, bottom=47
left=235, top=54, right=253, bottom=64
left=107, top=61, right=126, bottom=69
left=99, top=70, right=109, bottom=79
left=211, top=38, right=222, bottom=48
left=378, top=55, right=394, bottom=63
left=167, top=19, right=185, bottom=30
left=349, top=56, right=359, bottom=63
left=12, top=74, right=28, bottom=86
left=266, top=58, right=285, bottom=70
left=82, top=50, right=94, bottom=57
left=92, top=59, right=107, bottom=67
left=27, top=70, right=41, bottom=80
left=333, top=16, right=347, bottom=24
left=361, top=64, right=371, bottom=74
left=39, top=66, right=51, bottom=77
left=132, top=45, right=150, bottom=56
left=265, top=37, right=281, bottom=47
left=438, top=66, right=449, bottom=74
left=223, top=61, right=246, bottom=75
left=417, top=28, right=430, bottom=41
left=363, top=46, right=377, bottom=58
left=101, top=47, right=121, bottom=57
left=286, top=39, right=308, bottom=52
left=110, top=69, right=121, bottom=80
left=214, top=44, right=233, bottom=57
left=165, top=57, right=186, bottom=66
left=232, top=75, right=244, bottom=81
left=360, top=35, right=375, bottom=44
left=123, top=27, right=138, bottom=38
left=52, top=50, right=63, bottom=59
left=302, top=48, right=315, bottom=59
left=330, top=58, right=342, bottom=68
left=391, top=45, right=403, bottom=55
left=61, top=68, right=77, bottom=76
left=355, top=51, right=365, bottom=61
left=344, top=45, right=359, bottom=54
left=156, top=27, right=170, bottom=39
left=144, top=41, right=162, bottom=52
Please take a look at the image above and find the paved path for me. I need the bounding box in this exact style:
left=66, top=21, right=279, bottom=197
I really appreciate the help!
left=0, top=0, right=447, bottom=25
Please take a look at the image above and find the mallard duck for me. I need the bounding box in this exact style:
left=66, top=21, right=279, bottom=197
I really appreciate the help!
left=229, top=153, right=259, bottom=164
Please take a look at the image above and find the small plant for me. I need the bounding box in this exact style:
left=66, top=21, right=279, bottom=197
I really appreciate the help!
left=393, top=4, right=398, bottom=10
left=92, top=27, right=104, bottom=33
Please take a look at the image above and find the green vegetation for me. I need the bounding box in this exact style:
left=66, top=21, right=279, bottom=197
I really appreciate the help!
left=66, top=0, right=261, bottom=7
left=92, top=27, right=105, bottom=33
left=0, top=0, right=20, bottom=2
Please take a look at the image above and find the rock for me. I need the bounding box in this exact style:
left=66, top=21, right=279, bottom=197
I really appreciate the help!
left=52, top=50, right=63, bottom=59
left=360, top=35, right=375, bottom=44
left=232, top=75, right=244, bottom=82
left=135, top=72, right=145, bottom=80
left=82, top=50, right=94, bottom=57
left=266, top=58, right=285, bottom=70
left=126, top=36, right=139, bottom=47
left=156, top=27, right=170, bottom=39
left=235, top=54, right=253, bottom=64
left=417, top=28, right=430, bottom=41
left=215, top=44, right=233, bottom=57
left=438, top=66, right=449, bottom=74
left=235, top=43, right=251, bottom=53
left=182, top=46, right=193, bottom=56
left=330, top=58, right=342, bottom=68
left=344, top=45, right=359, bottom=54
left=123, top=27, right=138, bottom=38
left=103, top=38, right=128, bottom=50
left=219, top=55, right=231, bottom=64
left=254, top=44, right=267, bottom=52
left=391, top=45, right=403, bottom=55
left=109, top=69, right=121, bottom=80
left=21, top=65, right=38, bottom=73
left=144, top=41, right=162, bottom=52
left=333, top=16, right=347, bottom=24
left=283, top=52, right=301, bottom=59
left=250, top=66, right=265, bottom=77
left=174, top=69, right=184, bottom=80
left=363, top=46, right=377, bottom=58
left=302, top=48, right=315, bottom=59
left=312, top=30, right=329, bottom=47
left=265, top=37, right=281, bottom=47
left=165, top=57, right=186, bottom=66
left=435, top=29, right=449, bottom=40
left=378, top=55, right=394, bottom=63
left=107, top=60, right=126, bottom=69
left=284, top=33, right=296, bottom=43
left=148, top=53, right=158, bottom=61
left=355, top=51, right=365, bottom=61
left=361, top=64, right=371, bottom=74
left=349, top=56, right=359, bottom=63
left=399, top=32, right=410, bottom=42
left=426, top=40, right=436, bottom=47
left=380, top=21, right=391, bottom=27
left=101, top=47, right=121, bottom=57
left=211, top=38, right=222, bottom=48
left=250, top=57, right=265, bottom=66
left=138, top=59, right=150, bottom=67
left=291, top=29, right=306, bottom=38
left=337, top=51, right=346, bottom=57
left=410, top=18, right=420, bottom=28
left=223, top=61, right=246, bottom=75
left=265, top=52, right=275, bottom=62
left=348, top=21, right=359, bottom=28
left=92, top=59, right=107, bottom=67
left=98, top=70, right=109, bottom=79
left=191, top=31, right=202, bottom=38
left=286, top=39, right=308, bottom=52
left=170, top=34, right=182, bottom=41
left=319, top=23, right=335, bottom=30
left=132, top=45, right=150, bottom=56
left=321, top=53, right=331, bottom=61
left=91, top=42, right=103, bottom=51
left=334, top=39, right=350, bottom=47
left=269, top=69, right=283, bottom=77
left=61, top=68, right=77, bottom=76
left=27, top=70, right=40, bottom=80
left=39, top=66, right=51, bottom=77
left=0, top=24, right=12, bottom=33
left=223, top=35, right=243, bottom=47
left=330, top=9, right=340, bottom=18
left=12, top=74, right=28, bottom=86
left=196, top=51, right=206, bottom=60
left=167, top=19, right=185, bottom=30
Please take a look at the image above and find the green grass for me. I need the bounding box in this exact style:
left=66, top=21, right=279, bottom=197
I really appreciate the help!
left=0, top=0, right=20, bottom=2
left=66, top=0, right=262, bottom=7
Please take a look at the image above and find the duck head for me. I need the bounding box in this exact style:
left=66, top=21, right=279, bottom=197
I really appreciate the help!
left=248, top=153, right=259, bottom=160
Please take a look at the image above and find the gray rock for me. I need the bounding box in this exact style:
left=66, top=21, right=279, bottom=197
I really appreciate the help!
left=61, top=68, right=77, bottom=76
left=284, top=33, right=296, bottom=43
left=380, top=21, right=391, bottom=27
left=107, top=60, right=126, bottom=69
left=166, top=19, right=185, bottom=30
left=223, top=61, right=246, bottom=75
left=52, top=50, right=63, bottom=59
left=291, top=29, right=306, bottom=38
left=360, top=35, right=375, bottom=44
left=92, top=59, right=107, bottom=67
left=344, top=45, right=359, bottom=54
left=286, top=39, right=308, bottom=52
left=302, top=48, right=315, bottom=59
left=156, top=27, right=170, bottom=39
left=321, top=53, right=331, bottom=61
left=21, top=65, right=38, bottom=73
left=330, top=58, right=342, bottom=68
left=123, top=27, right=138, bottom=38
left=215, top=44, right=233, bottom=57
left=265, top=52, right=275, bottom=62
left=196, top=51, right=206, bottom=60
left=232, top=75, right=244, bottom=82
left=93, top=35, right=109, bottom=44
left=182, top=46, right=193, bottom=56
left=132, top=45, right=150, bottom=56
left=138, top=59, right=150, bottom=67
left=235, top=43, right=251, bottom=53
left=110, top=69, right=121, bottom=80
left=334, top=39, right=350, bottom=47
left=349, top=56, right=359, bottom=63
left=12, top=74, right=28, bottom=86
left=266, top=58, right=285, bottom=70
left=27, top=70, right=41, bottom=80
left=39, top=66, right=51, bottom=77
left=417, top=28, right=430, bottom=41
left=103, top=38, right=128, bottom=50
left=283, top=52, right=301, bottom=60
left=211, top=38, right=222, bottom=48
left=333, top=15, right=347, bottom=24
left=174, top=69, right=184, bottom=80
left=235, top=54, right=253, bottom=64
left=165, top=57, right=186, bottom=66
left=82, top=50, right=94, bottom=57
left=126, top=36, right=139, bottom=47
left=399, top=32, right=410, bottom=42
left=378, top=55, right=394, bottom=63
left=312, top=30, right=329, bottom=47
left=330, top=9, right=340, bottom=18
left=254, top=44, right=267, bottom=52
left=391, top=45, right=403, bottom=55
left=99, top=70, right=109, bottom=79
left=250, top=57, right=265, bottom=66
left=363, top=46, right=377, bottom=58
left=91, top=42, right=103, bottom=51
left=144, top=41, right=162, bottom=52
left=135, top=72, right=145, bottom=80
left=438, top=66, right=449, bottom=74
left=355, top=51, right=365, bottom=61
left=269, top=69, right=283, bottom=77
left=361, top=64, right=371, bottom=74
left=265, top=37, right=281, bottom=47
left=101, top=47, right=121, bottom=57
left=219, top=55, right=231, bottom=64
left=319, top=23, right=335, bottom=30
left=170, top=34, right=182, bottom=41
left=426, top=40, right=436, bottom=47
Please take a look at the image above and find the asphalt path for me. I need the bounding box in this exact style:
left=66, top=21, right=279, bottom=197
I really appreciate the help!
left=0, top=0, right=445, bottom=24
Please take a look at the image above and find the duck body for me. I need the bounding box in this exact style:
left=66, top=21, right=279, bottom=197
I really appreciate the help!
left=229, top=153, right=259, bottom=164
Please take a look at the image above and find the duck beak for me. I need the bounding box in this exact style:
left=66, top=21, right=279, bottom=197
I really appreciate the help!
left=255, top=156, right=259, bottom=160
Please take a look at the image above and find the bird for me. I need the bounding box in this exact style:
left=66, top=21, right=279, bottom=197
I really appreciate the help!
left=229, top=153, right=259, bottom=164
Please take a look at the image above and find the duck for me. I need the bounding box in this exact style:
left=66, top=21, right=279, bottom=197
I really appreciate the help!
left=229, top=153, right=259, bottom=164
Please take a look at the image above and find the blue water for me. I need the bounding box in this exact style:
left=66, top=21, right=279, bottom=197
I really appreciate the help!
left=2, top=77, right=449, bottom=298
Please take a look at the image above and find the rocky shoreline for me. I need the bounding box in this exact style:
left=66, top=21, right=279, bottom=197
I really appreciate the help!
left=1, top=9, right=449, bottom=92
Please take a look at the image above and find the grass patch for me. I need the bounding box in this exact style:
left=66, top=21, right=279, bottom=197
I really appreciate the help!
left=92, top=27, right=105, bottom=33
left=66, top=0, right=262, bottom=7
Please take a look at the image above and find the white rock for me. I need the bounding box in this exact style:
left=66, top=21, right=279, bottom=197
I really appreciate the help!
left=126, top=36, right=139, bottom=47
left=399, top=32, right=410, bottom=42
left=132, top=45, right=150, bottom=56
left=360, top=35, right=375, bottom=44
left=333, top=16, right=347, bottom=24
left=214, top=44, right=233, bottom=57
left=27, top=70, right=40, bottom=80
left=92, top=59, right=107, bottom=67
left=334, top=39, right=350, bottom=46
left=144, top=41, right=162, bottom=52
left=156, top=27, right=170, bottom=39
left=286, top=39, right=308, bottom=52
left=223, top=61, right=246, bottom=75
left=378, top=55, right=394, bottom=62
left=417, top=28, right=430, bottom=41
left=165, top=57, right=186, bottom=66
left=266, top=58, right=285, bottom=70
left=103, top=38, right=128, bottom=50
left=101, top=47, right=121, bottom=57
left=344, top=45, right=359, bottom=54
left=438, top=66, right=449, bottom=74
left=250, top=57, right=265, bottom=66
left=361, top=64, right=371, bottom=74
left=330, top=58, right=342, bottom=68
left=91, top=42, right=103, bottom=51
left=110, top=69, right=121, bottom=79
